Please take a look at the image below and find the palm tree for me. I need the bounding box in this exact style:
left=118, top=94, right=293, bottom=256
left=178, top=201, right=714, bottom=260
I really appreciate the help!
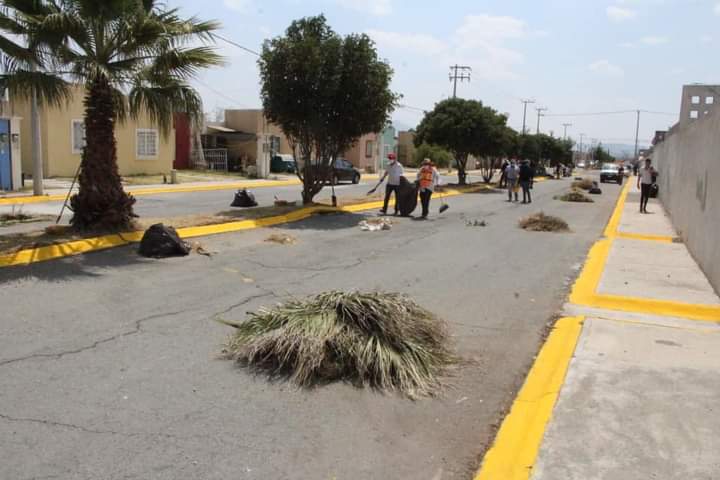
left=1, top=0, right=223, bottom=230
left=0, top=1, right=71, bottom=196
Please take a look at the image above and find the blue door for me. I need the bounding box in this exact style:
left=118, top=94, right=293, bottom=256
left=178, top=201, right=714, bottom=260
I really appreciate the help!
left=0, top=119, right=11, bottom=191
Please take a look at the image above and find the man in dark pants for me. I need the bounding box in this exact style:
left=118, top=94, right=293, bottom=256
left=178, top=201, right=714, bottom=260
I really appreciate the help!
left=519, top=160, right=535, bottom=204
left=499, top=159, right=509, bottom=188
left=637, top=157, right=657, bottom=213
left=416, top=158, right=439, bottom=218
left=378, top=153, right=403, bottom=215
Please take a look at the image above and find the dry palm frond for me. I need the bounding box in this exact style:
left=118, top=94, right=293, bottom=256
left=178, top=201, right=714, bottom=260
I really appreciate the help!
left=571, top=179, right=594, bottom=191
left=555, top=190, right=594, bottom=203
left=220, top=291, right=455, bottom=398
left=519, top=212, right=569, bottom=232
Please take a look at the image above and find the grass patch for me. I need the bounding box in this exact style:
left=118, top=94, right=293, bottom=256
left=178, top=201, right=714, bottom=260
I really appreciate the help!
left=519, top=212, right=569, bottom=232
left=555, top=190, right=594, bottom=203
left=571, top=179, right=594, bottom=191
left=219, top=291, right=455, bottom=398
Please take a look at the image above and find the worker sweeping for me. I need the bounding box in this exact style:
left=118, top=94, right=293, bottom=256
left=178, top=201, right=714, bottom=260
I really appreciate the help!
left=368, top=153, right=404, bottom=216
left=416, top=158, right=440, bottom=219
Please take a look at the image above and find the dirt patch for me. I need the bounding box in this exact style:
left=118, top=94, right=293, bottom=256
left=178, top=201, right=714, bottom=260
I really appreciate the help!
left=0, top=208, right=53, bottom=227
left=265, top=233, right=297, bottom=245
left=555, top=190, right=594, bottom=203
left=519, top=212, right=569, bottom=232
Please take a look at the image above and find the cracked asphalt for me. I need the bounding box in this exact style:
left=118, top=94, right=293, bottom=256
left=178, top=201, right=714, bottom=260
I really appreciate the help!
left=0, top=176, right=623, bottom=480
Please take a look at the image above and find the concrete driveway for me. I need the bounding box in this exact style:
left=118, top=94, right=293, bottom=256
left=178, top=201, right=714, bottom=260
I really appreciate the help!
left=0, top=176, right=621, bottom=480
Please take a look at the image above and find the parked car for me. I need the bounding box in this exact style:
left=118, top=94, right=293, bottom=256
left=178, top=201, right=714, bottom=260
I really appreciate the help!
left=330, top=158, right=361, bottom=184
left=305, top=158, right=362, bottom=184
left=600, top=163, right=622, bottom=184
left=270, top=154, right=296, bottom=173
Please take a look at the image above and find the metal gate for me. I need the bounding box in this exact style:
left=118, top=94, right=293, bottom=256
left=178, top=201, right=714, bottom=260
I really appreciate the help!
left=0, top=119, right=11, bottom=191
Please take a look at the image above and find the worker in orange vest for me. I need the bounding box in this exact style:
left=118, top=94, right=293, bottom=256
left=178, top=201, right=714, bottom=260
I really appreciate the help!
left=416, top=158, right=440, bottom=219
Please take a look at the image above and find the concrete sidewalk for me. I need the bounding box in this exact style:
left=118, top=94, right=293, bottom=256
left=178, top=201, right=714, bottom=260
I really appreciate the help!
left=477, top=180, right=720, bottom=480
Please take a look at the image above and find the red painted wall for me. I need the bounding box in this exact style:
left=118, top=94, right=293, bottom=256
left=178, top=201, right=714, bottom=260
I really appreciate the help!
left=174, top=113, right=191, bottom=169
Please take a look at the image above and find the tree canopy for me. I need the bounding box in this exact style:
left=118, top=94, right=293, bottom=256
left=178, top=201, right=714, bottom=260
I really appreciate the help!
left=259, top=15, right=397, bottom=203
left=414, top=98, right=508, bottom=184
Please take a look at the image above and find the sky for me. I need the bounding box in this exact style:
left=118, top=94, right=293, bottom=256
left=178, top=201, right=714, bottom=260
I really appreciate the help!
left=174, top=0, right=720, bottom=148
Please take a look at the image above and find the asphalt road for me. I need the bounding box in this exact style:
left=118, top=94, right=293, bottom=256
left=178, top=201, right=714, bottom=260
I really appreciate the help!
left=0, top=175, right=623, bottom=480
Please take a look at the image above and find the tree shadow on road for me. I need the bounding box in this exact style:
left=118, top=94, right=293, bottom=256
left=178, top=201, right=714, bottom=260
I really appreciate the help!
left=0, top=245, right=159, bottom=284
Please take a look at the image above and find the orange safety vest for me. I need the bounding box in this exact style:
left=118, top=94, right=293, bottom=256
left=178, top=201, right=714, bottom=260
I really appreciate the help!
left=419, top=166, right=434, bottom=189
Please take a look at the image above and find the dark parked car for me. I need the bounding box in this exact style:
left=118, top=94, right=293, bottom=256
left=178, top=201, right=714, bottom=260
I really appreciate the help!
left=303, top=158, right=362, bottom=184
left=600, top=163, right=622, bottom=184
left=270, top=154, right=296, bottom=173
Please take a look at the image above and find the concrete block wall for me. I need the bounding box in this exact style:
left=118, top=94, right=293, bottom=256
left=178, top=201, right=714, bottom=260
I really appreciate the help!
left=654, top=111, right=720, bottom=294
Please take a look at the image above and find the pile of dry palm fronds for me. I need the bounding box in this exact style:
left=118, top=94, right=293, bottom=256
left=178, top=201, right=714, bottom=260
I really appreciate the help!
left=556, top=190, right=594, bottom=203
left=220, top=291, right=454, bottom=397
left=571, top=179, right=594, bottom=191
left=519, top=212, right=569, bottom=232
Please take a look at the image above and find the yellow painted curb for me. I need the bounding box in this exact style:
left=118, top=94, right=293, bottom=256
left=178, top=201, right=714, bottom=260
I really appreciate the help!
left=474, top=316, right=584, bottom=480
left=603, top=179, right=632, bottom=238
left=584, top=294, right=720, bottom=323
left=0, top=184, right=488, bottom=268
left=615, top=232, right=675, bottom=243
left=568, top=238, right=612, bottom=305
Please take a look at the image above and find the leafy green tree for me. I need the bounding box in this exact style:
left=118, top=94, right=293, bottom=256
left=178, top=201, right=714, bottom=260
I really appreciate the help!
left=1, top=0, right=222, bottom=230
left=415, top=98, right=507, bottom=185
left=592, top=143, right=615, bottom=164
left=478, top=125, right=517, bottom=183
left=413, top=143, right=452, bottom=168
left=259, top=15, right=397, bottom=204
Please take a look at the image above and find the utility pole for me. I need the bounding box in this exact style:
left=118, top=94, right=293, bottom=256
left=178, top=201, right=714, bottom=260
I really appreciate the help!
left=633, top=109, right=641, bottom=164
left=535, top=106, right=548, bottom=134
left=562, top=123, right=572, bottom=139
left=579, top=133, right=585, bottom=164
left=449, top=65, right=472, bottom=98
left=520, top=99, right=535, bottom=135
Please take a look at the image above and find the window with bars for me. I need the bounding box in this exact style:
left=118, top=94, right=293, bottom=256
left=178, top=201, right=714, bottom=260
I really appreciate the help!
left=136, top=129, right=159, bottom=158
left=72, top=120, right=86, bottom=154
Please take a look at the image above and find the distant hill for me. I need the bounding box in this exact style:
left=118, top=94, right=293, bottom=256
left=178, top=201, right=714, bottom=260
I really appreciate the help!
left=600, top=143, right=649, bottom=158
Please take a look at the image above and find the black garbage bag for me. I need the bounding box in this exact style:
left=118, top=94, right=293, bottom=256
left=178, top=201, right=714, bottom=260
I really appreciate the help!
left=397, top=176, right=418, bottom=217
left=589, top=187, right=602, bottom=194
left=138, top=223, right=190, bottom=258
left=649, top=184, right=659, bottom=198
left=231, top=189, right=258, bottom=207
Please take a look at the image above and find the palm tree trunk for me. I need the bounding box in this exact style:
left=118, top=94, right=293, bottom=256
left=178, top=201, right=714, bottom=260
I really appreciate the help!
left=30, top=86, right=43, bottom=196
left=70, top=76, right=135, bottom=231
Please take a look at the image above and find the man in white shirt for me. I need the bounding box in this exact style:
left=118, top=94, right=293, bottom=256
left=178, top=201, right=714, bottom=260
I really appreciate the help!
left=379, top=153, right=404, bottom=215
left=637, top=157, right=657, bottom=214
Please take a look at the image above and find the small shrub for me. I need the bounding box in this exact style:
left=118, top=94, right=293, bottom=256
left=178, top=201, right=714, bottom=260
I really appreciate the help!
left=220, top=291, right=455, bottom=397
left=519, top=212, right=569, bottom=232
left=556, top=190, right=594, bottom=203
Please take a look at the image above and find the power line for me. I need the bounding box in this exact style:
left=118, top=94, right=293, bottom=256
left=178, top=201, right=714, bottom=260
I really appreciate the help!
left=215, top=34, right=261, bottom=57
left=544, top=110, right=636, bottom=117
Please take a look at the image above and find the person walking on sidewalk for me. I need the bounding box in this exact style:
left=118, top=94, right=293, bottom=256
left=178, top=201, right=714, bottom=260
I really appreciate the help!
left=378, top=153, right=404, bottom=215
left=505, top=159, right=519, bottom=202
left=638, top=157, right=657, bottom=214
left=415, top=158, right=440, bottom=219
left=519, top=159, right=535, bottom=204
